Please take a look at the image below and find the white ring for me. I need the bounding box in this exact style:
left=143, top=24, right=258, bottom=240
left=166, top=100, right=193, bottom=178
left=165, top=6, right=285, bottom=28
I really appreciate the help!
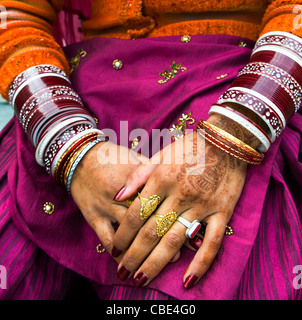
left=176, top=216, right=201, bottom=239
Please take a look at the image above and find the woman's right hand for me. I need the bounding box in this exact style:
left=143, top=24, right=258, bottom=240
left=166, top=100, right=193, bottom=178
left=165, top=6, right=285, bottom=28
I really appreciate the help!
left=70, top=140, right=147, bottom=260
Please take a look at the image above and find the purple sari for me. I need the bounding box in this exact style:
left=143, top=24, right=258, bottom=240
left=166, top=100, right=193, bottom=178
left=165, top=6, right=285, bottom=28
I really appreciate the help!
left=0, top=32, right=302, bottom=300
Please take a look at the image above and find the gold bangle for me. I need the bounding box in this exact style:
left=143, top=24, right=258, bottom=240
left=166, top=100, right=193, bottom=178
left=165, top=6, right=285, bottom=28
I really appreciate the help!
left=197, top=130, right=262, bottom=165
left=53, top=132, right=98, bottom=184
left=197, top=120, right=264, bottom=160
left=61, top=134, right=99, bottom=186
left=203, top=131, right=262, bottom=164
left=196, top=121, right=264, bottom=165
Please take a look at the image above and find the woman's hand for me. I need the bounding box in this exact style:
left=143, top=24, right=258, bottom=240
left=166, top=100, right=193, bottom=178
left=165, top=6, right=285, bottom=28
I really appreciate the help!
left=112, top=114, right=259, bottom=288
left=70, top=140, right=147, bottom=259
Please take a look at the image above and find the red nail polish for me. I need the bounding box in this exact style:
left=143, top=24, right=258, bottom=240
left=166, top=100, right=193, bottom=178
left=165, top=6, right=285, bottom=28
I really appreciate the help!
left=183, top=274, right=198, bottom=290
left=133, top=272, right=148, bottom=288
left=117, top=266, right=131, bottom=281
left=188, top=235, right=203, bottom=251
left=112, top=246, right=122, bottom=258
left=113, top=186, right=126, bottom=201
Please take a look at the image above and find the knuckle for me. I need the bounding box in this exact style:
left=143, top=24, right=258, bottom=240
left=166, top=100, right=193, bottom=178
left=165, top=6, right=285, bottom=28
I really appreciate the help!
left=164, top=231, right=184, bottom=249
left=140, top=225, right=158, bottom=243
left=123, top=254, right=139, bottom=268
left=125, top=210, right=141, bottom=228
left=101, top=237, right=112, bottom=251
left=128, top=167, right=142, bottom=183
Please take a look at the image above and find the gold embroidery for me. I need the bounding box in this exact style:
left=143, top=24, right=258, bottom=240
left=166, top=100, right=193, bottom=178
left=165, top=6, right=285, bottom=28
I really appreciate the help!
left=113, top=59, right=123, bottom=70
left=96, top=244, right=106, bottom=253
left=43, top=202, right=55, bottom=215
left=131, top=138, right=139, bottom=150
left=158, top=61, right=186, bottom=84
left=216, top=74, right=228, bottom=80
left=181, top=35, right=191, bottom=43
left=169, top=112, right=195, bottom=141
left=69, top=49, right=87, bottom=73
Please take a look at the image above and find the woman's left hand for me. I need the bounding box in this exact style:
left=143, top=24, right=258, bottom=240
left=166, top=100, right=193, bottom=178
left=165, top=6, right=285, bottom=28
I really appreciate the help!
left=112, top=114, right=258, bottom=289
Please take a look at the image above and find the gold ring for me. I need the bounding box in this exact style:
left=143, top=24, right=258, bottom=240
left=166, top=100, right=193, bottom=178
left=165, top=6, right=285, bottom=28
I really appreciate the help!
left=139, top=194, right=161, bottom=220
left=155, top=211, right=178, bottom=237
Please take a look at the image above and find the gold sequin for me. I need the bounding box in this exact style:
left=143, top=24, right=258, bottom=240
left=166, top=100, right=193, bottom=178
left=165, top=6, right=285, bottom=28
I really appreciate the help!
left=181, top=35, right=191, bottom=43
left=96, top=244, right=106, bottom=253
left=238, top=40, right=247, bottom=47
left=43, top=202, right=55, bottom=215
left=225, top=225, right=234, bottom=236
left=131, top=138, right=139, bottom=149
left=113, top=59, right=123, bottom=70
left=216, top=74, right=228, bottom=80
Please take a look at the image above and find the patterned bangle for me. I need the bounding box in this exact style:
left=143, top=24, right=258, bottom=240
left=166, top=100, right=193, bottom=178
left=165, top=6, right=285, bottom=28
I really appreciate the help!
left=35, top=117, right=88, bottom=166
left=199, top=130, right=263, bottom=165
left=8, top=64, right=69, bottom=106
left=209, top=104, right=271, bottom=152
left=59, top=133, right=101, bottom=186
left=237, top=62, right=302, bottom=115
left=253, top=31, right=302, bottom=64
left=65, top=138, right=107, bottom=194
left=43, top=121, right=95, bottom=175
left=196, top=120, right=264, bottom=165
left=218, top=87, right=284, bottom=142
left=50, top=128, right=104, bottom=178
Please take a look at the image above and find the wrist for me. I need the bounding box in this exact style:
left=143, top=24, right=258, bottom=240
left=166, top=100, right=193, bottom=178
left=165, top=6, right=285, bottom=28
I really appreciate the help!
left=206, top=113, right=260, bottom=149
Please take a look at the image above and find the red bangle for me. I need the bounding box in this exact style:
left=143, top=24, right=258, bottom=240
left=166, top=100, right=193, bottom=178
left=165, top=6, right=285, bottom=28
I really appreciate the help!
left=250, top=50, right=302, bottom=87
left=232, top=71, right=296, bottom=124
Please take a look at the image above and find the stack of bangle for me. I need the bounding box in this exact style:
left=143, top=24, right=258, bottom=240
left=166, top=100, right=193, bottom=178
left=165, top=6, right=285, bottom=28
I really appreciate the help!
left=9, top=64, right=108, bottom=191
left=217, top=31, right=302, bottom=146
left=209, top=104, right=271, bottom=152
left=196, top=120, right=264, bottom=165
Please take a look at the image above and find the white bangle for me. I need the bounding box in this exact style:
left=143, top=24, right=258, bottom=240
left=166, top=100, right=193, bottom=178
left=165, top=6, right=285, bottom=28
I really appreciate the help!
left=35, top=117, right=88, bottom=166
left=209, top=104, right=271, bottom=152
left=50, top=128, right=105, bottom=176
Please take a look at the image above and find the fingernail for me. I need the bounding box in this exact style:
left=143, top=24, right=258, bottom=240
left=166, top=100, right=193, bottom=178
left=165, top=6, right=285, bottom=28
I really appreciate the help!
left=113, top=186, right=126, bottom=201
left=117, top=266, right=131, bottom=281
left=188, top=235, right=203, bottom=251
left=133, top=272, right=148, bottom=288
left=112, top=246, right=122, bottom=258
left=183, top=274, right=198, bottom=290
